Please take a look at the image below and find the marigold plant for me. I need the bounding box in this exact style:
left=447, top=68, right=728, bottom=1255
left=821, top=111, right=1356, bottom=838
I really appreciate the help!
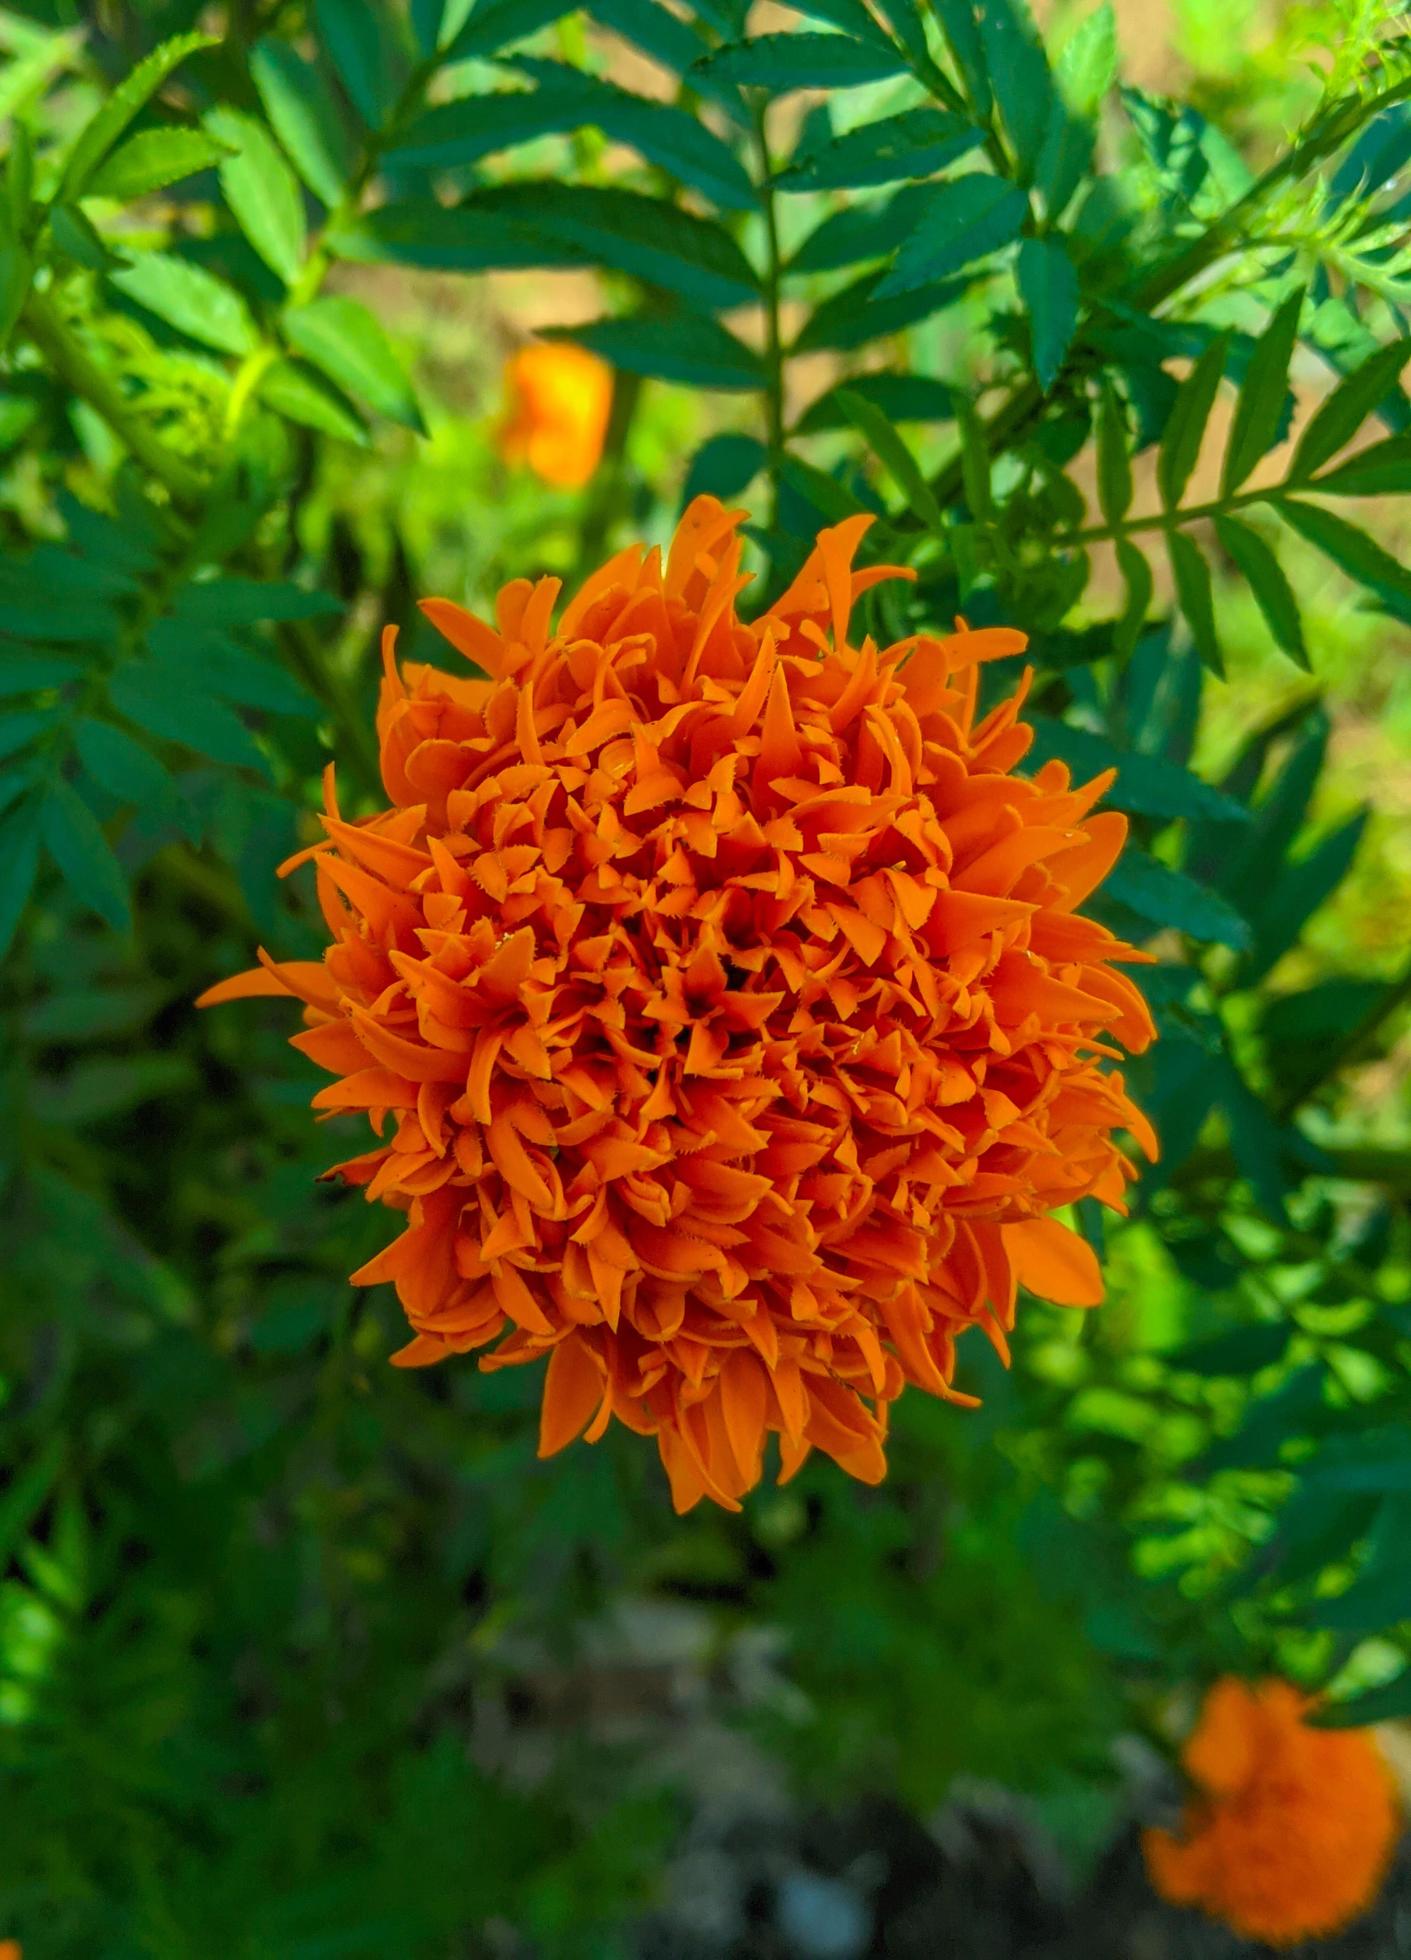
left=1143, top=1677, right=1401, bottom=1946
left=497, top=343, right=613, bottom=490
left=201, top=499, right=1155, bottom=1510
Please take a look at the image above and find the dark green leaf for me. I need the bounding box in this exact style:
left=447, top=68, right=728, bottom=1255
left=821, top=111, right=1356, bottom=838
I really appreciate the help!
left=0, top=708, right=55, bottom=759
left=23, top=981, right=169, bottom=1042
left=250, top=39, right=354, bottom=207
left=1314, top=1670, right=1411, bottom=1727
left=976, top=0, right=1054, bottom=179
left=1157, top=333, right=1226, bottom=508
left=1309, top=435, right=1411, bottom=498
left=794, top=268, right=965, bottom=353
left=173, top=579, right=339, bottom=625
left=586, top=0, right=711, bottom=81
left=682, top=432, right=766, bottom=503
left=877, top=173, right=1028, bottom=296
left=259, top=360, right=369, bottom=444
left=1291, top=340, right=1411, bottom=481
left=315, top=0, right=403, bottom=127
left=40, top=779, right=131, bottom=932
left=790, top=183, right=932, bottom=274
left=543, top=314, right=761, bottom=390
left=447, top=0, right=582, bottom=61
left=779, top=107, right=982, bottom=191
left=1095, top=379, right=1131, bottom=524
left=932, top=0, right=990, bottom=116
left=109, top=251, right=257, bottom=356
left=1024, top=715, right=1249, bottom=823
left=108, top=665, right=268, bottom=773
left=49, top=203, right=127, bottom=272
left=0, top=653, right=84, bottom=693
left=1113, top=539, right=1152, bottom=659
left=1221, top=287, right=1302, bottom=496
left=1242, top=809, right=1367, bottom=984
left=1016, top=235, right=1078, bottom=392
left=1214, top=515, right=1308, bottom=669
left=1167, top=529, right=1222, bottom=676
left=836, top=387, right=944, bottom=529
left=206, top=107, right=306, bottom=287
left=74, top=717, right=175, bottom=812
left=59, top=31, right=218, bottom=198
left=695, top=32, right=906, bottom=91
left=783, top=0, right=896, bottom=50
left=1278, top=497, right=1411, bottom=608
left=0, top=239, right=32, bottom=348
left=1103, top=850, right=1250, bottom=947
left=86, top=128, right=231, bottom=202
left=0, top=794, right=39, bottom=956
left=147, top=625, right=316, bottom=717
left=1168, top=1321, right=1291, bottom=1376
left=797, top=371, right=954, bottom=431
left=284, top=296, right=424, bottom=433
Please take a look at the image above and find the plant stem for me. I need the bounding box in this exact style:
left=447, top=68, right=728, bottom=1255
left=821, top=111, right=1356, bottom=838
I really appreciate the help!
left=23, top=289, right=208, bottom=511
left=1058, top=481, right=1289, bottom=549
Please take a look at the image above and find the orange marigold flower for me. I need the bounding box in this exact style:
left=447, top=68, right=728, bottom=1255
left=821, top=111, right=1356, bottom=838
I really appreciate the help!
left=497, top=342, right=612, bottom=490
left=200, top=499, right=1157, bottom=1512
left=0, top=1942, right=20, bottom=1959
left=1143, top=1676, right=1401, bottom=1946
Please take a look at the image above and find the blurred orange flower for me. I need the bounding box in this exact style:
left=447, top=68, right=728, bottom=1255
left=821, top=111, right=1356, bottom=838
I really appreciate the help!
left=1143, top=1676, right=1400, bottom=1946
left=0, top=1941, right=21, bottom=1959
left=497, top=342, right=612, bottom=489
left=201, top=499, right=1155, bottom=1511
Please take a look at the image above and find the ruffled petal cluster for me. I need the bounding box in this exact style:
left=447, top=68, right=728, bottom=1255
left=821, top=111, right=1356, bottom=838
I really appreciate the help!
left=202, top=499, right=1156, bottom=1511
left=1143, top=1676, right=1400, bottom=1946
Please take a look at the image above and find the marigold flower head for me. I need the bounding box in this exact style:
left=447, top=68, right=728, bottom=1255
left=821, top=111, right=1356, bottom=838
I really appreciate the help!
left=497, top=342, right=612, bottom=490
left=201, top=499, right=1157, bottom=1511
left=1143, top=1676, right=1400, bottom=1946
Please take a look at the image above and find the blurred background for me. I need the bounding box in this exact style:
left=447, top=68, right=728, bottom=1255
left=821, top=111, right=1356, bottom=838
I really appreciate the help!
left=3, top=0, right=1411, bottom=1953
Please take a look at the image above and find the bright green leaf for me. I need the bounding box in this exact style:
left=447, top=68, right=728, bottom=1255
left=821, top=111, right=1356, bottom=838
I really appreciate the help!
left=250, top=39, right=354, bottom=206
left=59, top=31, right=218, bottom=198
left=109, top=251, right=258, bottom=356
left=206, top=107, right=306, bottom=287
left=86, top=128, right=232, bottom=203
left=284, top=295, right=425, bottom=434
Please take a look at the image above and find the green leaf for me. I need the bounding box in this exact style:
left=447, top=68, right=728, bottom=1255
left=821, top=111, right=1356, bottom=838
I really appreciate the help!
left=1169, top=1321, right=1290, bottom=1376
left=109, top=251, right=257, bottom=356
left=1157, top=333, right=1226, bottom=508
left=790, top=182, right=932, bottom=274
left=0, top=26, right=83, bottom=127
left=1055, top=2, right=1118, bottom=116
left=877, top=173, right=1028, bottom=297
left=794, top=269, right=965, bottom=353
left=779, top=107, right=982, bottom=190
left=0, top=708, right=55, bottom=759
left=1215, top=514, right=1308, bottom=669
left=481, top=183, right=760, bottom=308
left=543, top=314, right=761, bottom=391
left=977, top=0, right=1055, bottom=180
left=1016, top=235, right=1078, bottom=392
left=148, top=624, right=316, bottom=718
left=1103, top=850, right=1249, bottom=947
left=172, top=579, right=339, bottom=625
left=1167, top=529, right=1222, bottom=676
left=59, top=31, right=218, bottom=198
left=86, top=128, right=232, bottom=203
left=1242, top=809, right=1367, bottom=984
left=74, top=717, right=175, bottom=812
left=0, top=238, right=31, bottom=349
left=284, top=296, right=424, bottom=434
left=259, top=359, right=369, bottom=444
left=40, top=779, right=131, bottom=932
left=682, top=432, right=766, bottom=503
left=206, top=107, right=306, bottom=287
left=1278, top=497, right=1411, bottom=609
left=1221, top=287, right=1302, bottom=496
left=49, top=203, right=126, bottom=272
left=1113, top=539, right=1152, bottom=659
left=4, top=121, right=35, bottom=233
left=784, top=0, right=896, bottom=50
left=694, top=32, right=906, bottom=90
left=1291, top=340, right=1411, bottom=481
left=250, top=38, right=354, bottom=207
left=836, top=387, right=944, bottom=530
left=1308, top=435, right=1411, bottom=498
left=0, top=652, right=83, bottom=693
left=446, top=0, right=582, bottom=61
left=0, top=793, right=40, bottom=958
left=1024, top=715, right=1249, bottom=824
left=932, top=0, right=991, bottom=116
left=315, top=0, right=403, bottom=127
left=796, top=371, right=954, bottom=431
left=1095, top=380, right=1131, bottom=524
left=1313, top=1669, right=1411, bottom=1727
left=107, top=664, right=268, bottom=774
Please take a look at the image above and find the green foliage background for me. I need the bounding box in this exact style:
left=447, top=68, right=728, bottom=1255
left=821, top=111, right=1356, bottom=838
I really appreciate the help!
left=2, top=0, right=1411, bottom=1951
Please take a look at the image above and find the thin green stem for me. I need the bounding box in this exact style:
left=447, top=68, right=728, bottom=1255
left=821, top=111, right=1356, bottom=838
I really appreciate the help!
left=1058, top=482, right=1289, bottom=549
